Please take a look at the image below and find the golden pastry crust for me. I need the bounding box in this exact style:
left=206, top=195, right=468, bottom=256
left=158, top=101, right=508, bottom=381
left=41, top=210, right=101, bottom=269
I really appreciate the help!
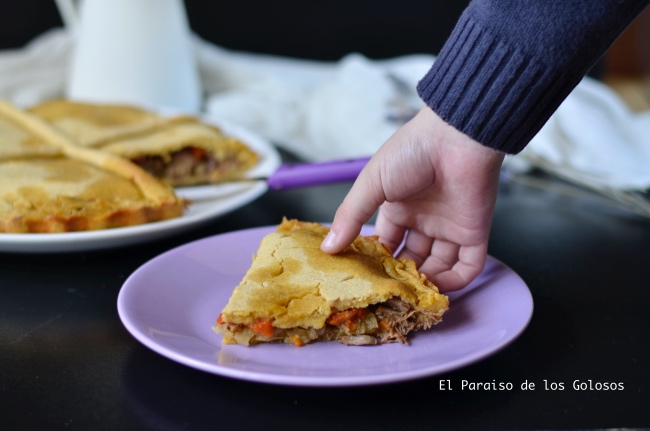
left=28, top=99, right=166, bottom=147
left=0, top=100, right=177, bottom=204
left=0, top=115, right=60, bottom=159
left=215, top=219, right=449, bottom=346
left=28, top=100, right=259, bottom=186
left=0, top=100, right=185, bottom=233
left=0, top=158, right=184, bottom=233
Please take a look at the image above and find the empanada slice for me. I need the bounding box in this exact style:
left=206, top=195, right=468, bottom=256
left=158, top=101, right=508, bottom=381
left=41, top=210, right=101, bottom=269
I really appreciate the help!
left=29, top=100, right=259, bottom=186
left=214, top=219, right=449, bottom=346
left=99, top=119, right=259, bottom=186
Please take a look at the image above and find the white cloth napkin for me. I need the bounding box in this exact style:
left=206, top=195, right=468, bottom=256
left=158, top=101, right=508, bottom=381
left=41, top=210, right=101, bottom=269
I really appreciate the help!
left=510, top=77, right=650, bottom=192
left=0, top=29, right=71, bottom=107
left=197, top=37, right=432, bottom=162
left=1, top=28, right=649, bottom=195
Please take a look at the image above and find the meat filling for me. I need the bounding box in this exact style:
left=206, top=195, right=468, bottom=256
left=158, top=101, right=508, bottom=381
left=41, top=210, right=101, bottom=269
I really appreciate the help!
left=131, top=147, right=240, bottom=183
left=216, top=297, right=443, bottom=347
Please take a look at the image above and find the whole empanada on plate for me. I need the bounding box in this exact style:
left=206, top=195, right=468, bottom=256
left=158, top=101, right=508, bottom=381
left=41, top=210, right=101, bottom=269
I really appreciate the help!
left=0, top=100, right=184, bottom=233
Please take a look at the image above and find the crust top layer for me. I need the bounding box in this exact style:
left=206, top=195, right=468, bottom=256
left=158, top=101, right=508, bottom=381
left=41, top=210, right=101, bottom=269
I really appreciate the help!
left=220, top=219, right=449, bottom=330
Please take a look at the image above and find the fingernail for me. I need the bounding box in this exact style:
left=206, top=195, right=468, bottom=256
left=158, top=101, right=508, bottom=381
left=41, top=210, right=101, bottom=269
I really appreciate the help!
left=321, top=230, right=338, bottom=252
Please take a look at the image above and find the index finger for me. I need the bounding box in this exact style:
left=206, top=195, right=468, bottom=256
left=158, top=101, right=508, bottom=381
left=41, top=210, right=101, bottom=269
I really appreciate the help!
left=321, top=162, right=386, bottom=254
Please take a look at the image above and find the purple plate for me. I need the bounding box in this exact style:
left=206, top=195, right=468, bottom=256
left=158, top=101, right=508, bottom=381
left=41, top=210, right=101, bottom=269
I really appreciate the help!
left=117, top=225, right=533, bottom=387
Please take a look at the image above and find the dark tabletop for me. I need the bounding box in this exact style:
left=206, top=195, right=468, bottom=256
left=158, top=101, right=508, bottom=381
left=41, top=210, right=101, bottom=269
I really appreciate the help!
left=0, top=1, right=645, bottom=428
left=1, top=171, right=649, bottom=431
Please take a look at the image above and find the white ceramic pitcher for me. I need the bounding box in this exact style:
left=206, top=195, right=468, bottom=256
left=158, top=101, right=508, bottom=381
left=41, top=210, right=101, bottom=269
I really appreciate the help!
left=57, top=0, right=202, bottom=112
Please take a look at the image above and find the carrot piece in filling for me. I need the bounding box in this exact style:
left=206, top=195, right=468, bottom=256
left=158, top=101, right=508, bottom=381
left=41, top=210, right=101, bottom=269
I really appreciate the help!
left=249, top=318, right=275, bottom=338
left=327, top=308, right=367, bottom=327
left=190, top=147, right=207, bottom=160
left=290, top=335, right=304, bottom=347
left=379, top=320, right=392, bottom=333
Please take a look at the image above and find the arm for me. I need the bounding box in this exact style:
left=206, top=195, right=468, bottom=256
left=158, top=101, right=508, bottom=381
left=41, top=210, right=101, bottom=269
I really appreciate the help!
left=419, top=0, right=650, bottom=154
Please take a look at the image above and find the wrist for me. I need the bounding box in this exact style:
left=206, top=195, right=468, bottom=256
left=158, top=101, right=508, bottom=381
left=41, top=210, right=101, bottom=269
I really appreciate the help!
left=417, top=106, right=505, bottom=170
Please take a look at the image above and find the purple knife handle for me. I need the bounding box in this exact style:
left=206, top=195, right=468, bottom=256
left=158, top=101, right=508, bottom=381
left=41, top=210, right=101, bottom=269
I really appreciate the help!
left=266, top=157, right=372, bottom=190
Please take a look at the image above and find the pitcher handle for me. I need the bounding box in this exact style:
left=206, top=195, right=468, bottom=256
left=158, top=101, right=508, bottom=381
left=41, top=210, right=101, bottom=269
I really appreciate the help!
left=54, top=0, right=80, bottom=32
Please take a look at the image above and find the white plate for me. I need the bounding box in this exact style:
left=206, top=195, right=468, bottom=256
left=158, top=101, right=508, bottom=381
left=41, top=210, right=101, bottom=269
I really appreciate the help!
left=0, top=116, right=281, bottom=253
left=118, top=225, right=534, bottom=387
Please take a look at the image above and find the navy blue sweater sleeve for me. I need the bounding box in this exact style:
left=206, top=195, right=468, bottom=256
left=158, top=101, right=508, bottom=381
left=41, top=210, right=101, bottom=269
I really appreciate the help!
left=417, top=0, right=650, bottom=154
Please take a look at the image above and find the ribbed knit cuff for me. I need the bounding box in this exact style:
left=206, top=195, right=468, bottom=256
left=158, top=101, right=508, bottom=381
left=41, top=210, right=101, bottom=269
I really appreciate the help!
left=417, top=10, right=581, bottom=154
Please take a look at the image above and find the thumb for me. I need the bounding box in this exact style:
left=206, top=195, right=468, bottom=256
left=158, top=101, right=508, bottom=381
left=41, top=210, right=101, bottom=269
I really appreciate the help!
left=321, top=162, right=386, bottom=254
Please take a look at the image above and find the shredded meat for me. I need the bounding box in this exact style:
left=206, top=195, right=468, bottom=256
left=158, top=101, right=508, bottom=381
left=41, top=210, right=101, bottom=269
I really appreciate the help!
left=131, top=147, right=220, bottom=181
left=166, top=149, right=197, bottom=179
left=373, top=298, right=441, bottom=344
left=133, top=154, right=166, bottom=177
